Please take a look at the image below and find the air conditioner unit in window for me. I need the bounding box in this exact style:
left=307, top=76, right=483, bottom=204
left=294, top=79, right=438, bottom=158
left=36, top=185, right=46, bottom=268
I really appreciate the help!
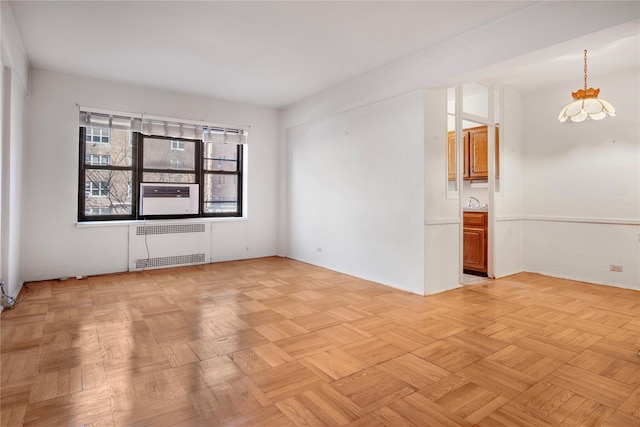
left=140, top=183, right=199, bottom=215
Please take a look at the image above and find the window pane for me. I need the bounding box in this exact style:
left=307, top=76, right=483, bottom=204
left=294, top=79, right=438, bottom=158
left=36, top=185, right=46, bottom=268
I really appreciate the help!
left=447, top=86, right=456, bottom=115
left=142, top=172, right=196, bottom=183
left=463, top=82, right=489, bottom=118
left=203, top=173, right=238, bottom=213
left=84, top=169, right=133, bottom=215
left=447, top=114, right=458, bottom=192
left=203, top=142, right=238, bottom=172
left=494, top=88, right=501, bottom=124
left=86, top=129, right=132, bottom=167
left=143, top=137, right=195, bottom=170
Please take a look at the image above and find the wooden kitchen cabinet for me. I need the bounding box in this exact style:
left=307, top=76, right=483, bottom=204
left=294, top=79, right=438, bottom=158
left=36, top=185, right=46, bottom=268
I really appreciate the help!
left=463, top=211, right=487, bottom=274
left=469, top=126, right=488, bottom=178
left=447, top=131, right=455, bottom=181
left=447, top=126, right=498, bottom=181
left=468, top=125, right=499, bottom=180
left=447, top=131, right=469, bottom=181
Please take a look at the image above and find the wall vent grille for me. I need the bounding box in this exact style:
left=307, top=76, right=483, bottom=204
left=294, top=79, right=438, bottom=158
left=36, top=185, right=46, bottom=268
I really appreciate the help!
left=136, top=223, right=206, bottom=236
left=136, top=253, right=206, bottom=270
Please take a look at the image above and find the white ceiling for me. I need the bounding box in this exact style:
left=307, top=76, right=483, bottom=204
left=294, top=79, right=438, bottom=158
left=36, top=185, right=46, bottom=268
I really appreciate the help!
left=7, top=1, right=639, bottom=108
left=460, top=22, right=640, bottom=93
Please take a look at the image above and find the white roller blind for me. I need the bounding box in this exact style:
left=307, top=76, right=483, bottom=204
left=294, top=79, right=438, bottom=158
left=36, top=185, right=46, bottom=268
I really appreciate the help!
left=79, top=107, right=249, bottom=144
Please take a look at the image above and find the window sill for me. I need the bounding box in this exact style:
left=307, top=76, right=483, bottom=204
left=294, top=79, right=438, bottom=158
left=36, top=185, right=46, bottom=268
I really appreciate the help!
left=75, top=216, right=248, bottom=228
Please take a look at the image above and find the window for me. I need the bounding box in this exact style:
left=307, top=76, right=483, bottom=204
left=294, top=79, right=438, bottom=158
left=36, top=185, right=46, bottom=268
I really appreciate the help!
left=86, top=154, right=110, bottom=166
left=79, top=127, right=135, bottom=219
left=86, top=127, right=110, bottom=143
left=85, top=181, right=109, bottom=197
left=170, top=140, right=185, bottom=151
left=142, top=136, right=197, bottom=183
left=203, top=141, right=242, bottom=214
left=79, top=128, right=243, bottom=221
left=87, top=207, right=111, bottom=215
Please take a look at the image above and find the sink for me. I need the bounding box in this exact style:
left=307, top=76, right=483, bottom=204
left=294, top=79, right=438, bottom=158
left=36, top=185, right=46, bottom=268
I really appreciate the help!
left=463, top=206, right=488, bottom=212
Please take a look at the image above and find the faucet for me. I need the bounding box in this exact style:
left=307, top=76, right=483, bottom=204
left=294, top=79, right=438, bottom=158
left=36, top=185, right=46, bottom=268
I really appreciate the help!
left=468, top=196, right=480, bottom=208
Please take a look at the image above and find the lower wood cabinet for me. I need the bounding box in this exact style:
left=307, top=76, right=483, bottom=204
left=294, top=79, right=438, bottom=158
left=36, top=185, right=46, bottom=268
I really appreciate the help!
left=463, top=211, right=487, bottom=274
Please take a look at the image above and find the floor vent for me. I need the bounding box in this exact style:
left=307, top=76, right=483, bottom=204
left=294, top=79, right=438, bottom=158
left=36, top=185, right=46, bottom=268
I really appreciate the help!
left=128, top=223, right=211, bottom=271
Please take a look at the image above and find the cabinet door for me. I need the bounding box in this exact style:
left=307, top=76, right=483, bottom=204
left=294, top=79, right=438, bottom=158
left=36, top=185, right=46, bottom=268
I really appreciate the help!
left=463, top=227, right=486, bottom=272
left=463, top=131, right=469, bottom=179
left=447, top=131, right=469, bottom=180
left=447, top=131, right=456, bottom=181
left=469, top=127, right=488, bottom=178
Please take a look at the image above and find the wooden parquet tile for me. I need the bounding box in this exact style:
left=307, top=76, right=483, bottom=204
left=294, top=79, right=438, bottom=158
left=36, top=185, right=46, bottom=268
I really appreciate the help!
left=2, top=256, right=639, bottom=426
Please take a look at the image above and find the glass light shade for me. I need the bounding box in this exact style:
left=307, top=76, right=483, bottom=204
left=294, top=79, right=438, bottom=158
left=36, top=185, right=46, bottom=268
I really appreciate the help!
left=558, top=89, right=616, bottom=123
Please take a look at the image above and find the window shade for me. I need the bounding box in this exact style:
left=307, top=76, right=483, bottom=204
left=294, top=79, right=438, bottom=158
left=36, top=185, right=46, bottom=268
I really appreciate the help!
left=79, top=108, right=248, bottom=144
left=79, top=111, right=142, bottom=132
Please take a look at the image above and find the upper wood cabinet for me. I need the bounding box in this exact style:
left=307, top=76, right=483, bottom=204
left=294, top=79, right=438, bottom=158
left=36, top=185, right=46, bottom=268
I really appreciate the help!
left=447, top=131, right=469, bottom=181
left=469, top=126, right=488, bottom=179
left=447, top=131, right=455, bottom=181
left=447, top=126, right=498, bottom=181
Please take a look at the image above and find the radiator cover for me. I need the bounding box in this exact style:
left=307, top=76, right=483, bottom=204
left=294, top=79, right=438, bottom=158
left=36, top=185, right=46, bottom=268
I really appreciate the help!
left=128, top=223, right=211, bottom=271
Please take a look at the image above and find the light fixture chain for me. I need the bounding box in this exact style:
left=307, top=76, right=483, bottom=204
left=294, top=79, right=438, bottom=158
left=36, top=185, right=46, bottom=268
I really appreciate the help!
left=584, top=49, right=588, bottom=91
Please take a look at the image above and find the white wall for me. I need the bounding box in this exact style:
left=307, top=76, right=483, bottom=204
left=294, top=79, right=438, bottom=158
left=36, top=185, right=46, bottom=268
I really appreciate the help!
left=23, top=70, right=279, bottom=281
left=424, top=88, right=460, bottom=294
left=522, top=67, right=640, bottom=289
left=0, top=2, right=29, bottom=301
left=285, top=90, right=425, bottom=294
left=462, top=182, right=489, bottom=208
left=278, top=1, right=637, bottom=296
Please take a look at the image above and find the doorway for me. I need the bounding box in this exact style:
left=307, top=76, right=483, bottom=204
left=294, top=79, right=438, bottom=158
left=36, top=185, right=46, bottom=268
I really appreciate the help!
left=446, top=83, right=501, bottom=285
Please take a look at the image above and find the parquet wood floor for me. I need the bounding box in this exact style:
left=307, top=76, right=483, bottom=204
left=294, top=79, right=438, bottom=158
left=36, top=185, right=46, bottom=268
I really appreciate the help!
left=2, top=256, right=639, bottom=426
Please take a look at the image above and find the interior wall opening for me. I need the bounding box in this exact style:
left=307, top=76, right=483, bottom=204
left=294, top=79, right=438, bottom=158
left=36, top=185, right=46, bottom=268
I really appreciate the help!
left=447, top=83, right=501, bottom=286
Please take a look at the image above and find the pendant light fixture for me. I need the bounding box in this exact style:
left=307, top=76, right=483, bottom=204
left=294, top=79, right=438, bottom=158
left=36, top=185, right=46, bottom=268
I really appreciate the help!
left=558, top=49, right=615, bottom=122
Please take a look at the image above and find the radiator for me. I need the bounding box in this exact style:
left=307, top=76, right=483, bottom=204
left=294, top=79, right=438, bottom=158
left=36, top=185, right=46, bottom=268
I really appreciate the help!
left=128, top=223, right=211, bottom=271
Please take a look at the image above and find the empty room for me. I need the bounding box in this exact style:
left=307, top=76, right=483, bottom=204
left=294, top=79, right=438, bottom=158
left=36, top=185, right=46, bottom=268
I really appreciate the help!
left=1, top=1, right=639, bottom=426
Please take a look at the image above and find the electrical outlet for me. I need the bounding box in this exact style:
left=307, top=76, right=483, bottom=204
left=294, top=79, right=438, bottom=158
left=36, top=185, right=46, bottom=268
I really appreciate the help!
left=317, top=247, right=322, bottom=253
left=610, top=264, right=623, bottom=272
